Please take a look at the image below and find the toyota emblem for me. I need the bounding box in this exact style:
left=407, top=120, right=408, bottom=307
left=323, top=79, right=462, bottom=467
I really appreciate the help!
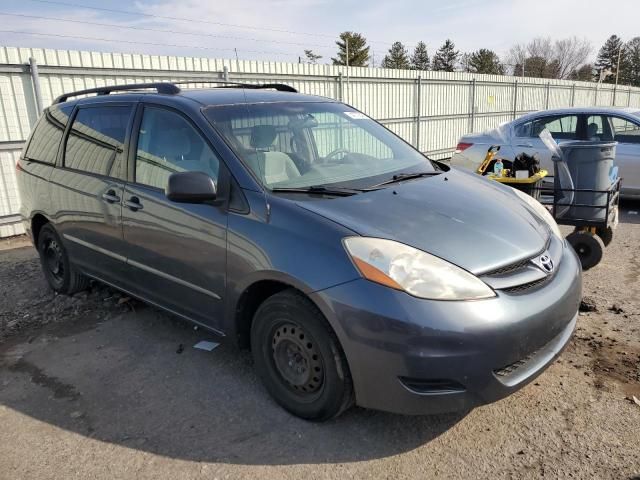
left=537, top=254, right=554, bottom=274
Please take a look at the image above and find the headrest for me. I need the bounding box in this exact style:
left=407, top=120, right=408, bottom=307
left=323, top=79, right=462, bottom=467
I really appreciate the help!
left=154, top=129, right=190, bottom=159
left=587, top=123, right=599, bottom=136
left=250, top=125, right=277, bottom=149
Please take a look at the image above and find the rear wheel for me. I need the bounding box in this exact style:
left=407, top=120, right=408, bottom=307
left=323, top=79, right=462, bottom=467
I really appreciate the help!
left=567, top=230, right=605, bottom=271
left=37, top=223, right=89, bottom=294
left=250, top=290, right=353, bottom=421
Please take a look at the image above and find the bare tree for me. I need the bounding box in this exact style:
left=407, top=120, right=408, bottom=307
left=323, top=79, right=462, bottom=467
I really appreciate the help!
left=507, top=43, right=528, bottom=76
left=505, top=36, right=592, bottom=79
left=528, top=37, right=555, bottom=63
left=554, top=37, right=592, bottom=79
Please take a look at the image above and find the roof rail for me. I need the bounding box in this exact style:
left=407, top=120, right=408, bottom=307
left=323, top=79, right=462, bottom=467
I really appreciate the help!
left=53, top=82, right=181, bottom=104
left=53, top=80, right=298, bottom=104
left=170, top=80, right=297, bottom=93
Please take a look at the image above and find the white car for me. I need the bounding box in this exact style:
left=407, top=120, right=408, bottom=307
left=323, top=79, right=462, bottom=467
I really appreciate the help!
left=451, top=107, right=640, bottom=197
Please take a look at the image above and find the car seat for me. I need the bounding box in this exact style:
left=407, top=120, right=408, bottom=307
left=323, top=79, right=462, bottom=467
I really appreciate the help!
left=587, top=123, right=601, bottom=141
left=247, top=125, right=301, bottom=185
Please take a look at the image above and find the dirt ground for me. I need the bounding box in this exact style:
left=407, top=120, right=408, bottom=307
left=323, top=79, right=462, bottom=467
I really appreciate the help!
left=1, top=203, right=639, bottom=480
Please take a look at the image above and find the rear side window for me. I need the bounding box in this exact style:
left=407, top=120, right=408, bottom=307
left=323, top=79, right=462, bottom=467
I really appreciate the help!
left=64, top=105, right=133, bottom=177
left=515, top=115, right=578, bottom=140
left=24, top=105, right=73, bottom=164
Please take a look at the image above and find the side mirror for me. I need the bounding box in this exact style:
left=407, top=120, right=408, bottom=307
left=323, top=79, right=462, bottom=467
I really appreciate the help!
left=166, top=171, right=217, bottom=203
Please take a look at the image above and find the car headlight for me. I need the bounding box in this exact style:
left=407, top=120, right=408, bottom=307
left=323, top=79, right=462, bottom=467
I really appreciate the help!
left=510, top=188, right=562, bottom=239
left=343, top=237, right=495, bottom=300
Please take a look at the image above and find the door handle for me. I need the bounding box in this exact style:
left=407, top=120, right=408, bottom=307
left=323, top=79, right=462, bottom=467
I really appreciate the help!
left=517, top=143, right=533, bottom=148
left=101, top=189, right=120, bottom=204
left=124, top=196, right=143, bottom=211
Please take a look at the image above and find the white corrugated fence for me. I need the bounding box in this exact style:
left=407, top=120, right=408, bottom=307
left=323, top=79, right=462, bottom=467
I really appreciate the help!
left=2, top=45, right=640, bottom=237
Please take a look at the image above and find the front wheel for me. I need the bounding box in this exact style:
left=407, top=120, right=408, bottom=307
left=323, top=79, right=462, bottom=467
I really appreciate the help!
left=251, top=290, right=354, bottom=421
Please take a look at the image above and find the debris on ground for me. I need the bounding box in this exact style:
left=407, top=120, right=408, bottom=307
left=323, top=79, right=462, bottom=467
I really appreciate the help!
left=579, top=297, right=598, bottom=312
left=609, top=304, right=625, bottom=314
left=193, top=340, right=219, bottom=352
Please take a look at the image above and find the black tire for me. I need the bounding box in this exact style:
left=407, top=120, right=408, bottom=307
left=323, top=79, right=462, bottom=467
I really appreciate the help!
left=37, top=223, right=89, bottom=295
left=250, top=290, right=354, bottom=421
left=595, top=226, right=614, bottom=247
left=567, top=230, right=605, bottom=271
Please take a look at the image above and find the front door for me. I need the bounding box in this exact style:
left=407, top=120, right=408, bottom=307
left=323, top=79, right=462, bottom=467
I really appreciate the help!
left=608, top=115, right=640, bottom=195
left=122, top=105, right=227, bottom=331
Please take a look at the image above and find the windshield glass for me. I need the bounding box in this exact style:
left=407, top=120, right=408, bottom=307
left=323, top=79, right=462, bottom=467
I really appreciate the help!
left=204, top=102, right=435, bottom=190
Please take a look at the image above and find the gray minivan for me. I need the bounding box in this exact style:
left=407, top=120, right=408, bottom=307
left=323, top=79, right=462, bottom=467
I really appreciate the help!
left=18, top=82, right=582, bottom=420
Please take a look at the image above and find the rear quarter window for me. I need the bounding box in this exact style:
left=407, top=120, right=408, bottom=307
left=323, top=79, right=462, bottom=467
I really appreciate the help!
left=24, top=105, right=74, bottom=164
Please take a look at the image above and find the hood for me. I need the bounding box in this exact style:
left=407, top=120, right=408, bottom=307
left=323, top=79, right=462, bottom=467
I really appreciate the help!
left=296, top=170, right=550, bottom=274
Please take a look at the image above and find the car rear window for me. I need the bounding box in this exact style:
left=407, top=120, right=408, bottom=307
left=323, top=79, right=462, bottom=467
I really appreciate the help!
left=64, top=105, right=133, bottom=177
left=24, top=105, right=73, bottom=164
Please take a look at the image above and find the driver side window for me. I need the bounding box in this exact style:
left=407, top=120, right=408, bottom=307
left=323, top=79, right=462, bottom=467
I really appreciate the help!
left=610, top=116, right=640, bottom=144
left=135, top=107, right=220, bottom=190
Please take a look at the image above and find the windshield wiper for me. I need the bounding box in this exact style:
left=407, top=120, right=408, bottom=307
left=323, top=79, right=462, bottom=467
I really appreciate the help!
left=366, top=171, right=440, bottom=189
left=270, top=185, right=361, bottom=196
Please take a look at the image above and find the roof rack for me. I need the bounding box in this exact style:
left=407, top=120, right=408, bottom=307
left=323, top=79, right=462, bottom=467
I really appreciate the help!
left=53, top=82, right=181, bottom=104
left=170, top=80, right=298, bottom=93
left=53, top=80, right=297, bottom=104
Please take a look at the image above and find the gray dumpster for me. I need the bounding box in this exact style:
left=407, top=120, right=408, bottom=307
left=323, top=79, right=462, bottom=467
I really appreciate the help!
left=558, top=141, right=617, bottom=221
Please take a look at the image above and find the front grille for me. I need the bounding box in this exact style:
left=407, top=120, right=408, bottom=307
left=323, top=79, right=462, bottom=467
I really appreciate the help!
left=501, top=277, right=550, bottom=294
left=484, top=258, right=530, bottom=276
left=483, top=235, right=552, bottom=278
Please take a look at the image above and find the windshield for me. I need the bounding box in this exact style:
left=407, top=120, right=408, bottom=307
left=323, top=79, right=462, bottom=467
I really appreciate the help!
left=204, top=102, right=435, bottom=190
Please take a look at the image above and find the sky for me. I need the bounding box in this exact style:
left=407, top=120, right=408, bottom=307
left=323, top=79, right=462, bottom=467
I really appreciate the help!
left=0, top=0, right=638, bottom=65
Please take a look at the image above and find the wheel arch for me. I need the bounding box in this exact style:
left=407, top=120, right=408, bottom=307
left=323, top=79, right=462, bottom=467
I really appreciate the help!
left=31, top=213, right=50, bottom=246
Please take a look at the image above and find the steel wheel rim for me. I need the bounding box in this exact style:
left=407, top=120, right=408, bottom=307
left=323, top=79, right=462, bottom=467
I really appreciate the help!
left=44, top=238, right=64, bottom=282
left=271, top=322, right=324, bottom=395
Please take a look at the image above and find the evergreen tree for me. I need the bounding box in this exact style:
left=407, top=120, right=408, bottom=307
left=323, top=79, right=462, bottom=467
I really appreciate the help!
left=595, top=35, right=626, bottom=83
left=432, top=39, right=459, bottom=72
left=467, top=49, right=504, bottom=74
left=622, top=37, right=640, bottom=87
left=381, top=41, right=410, bottom=69
left=304, top=49, right=322, bottom=64
left=410, top=41, right=430, bottom=70
left=332, top=32, right=370, bottom=67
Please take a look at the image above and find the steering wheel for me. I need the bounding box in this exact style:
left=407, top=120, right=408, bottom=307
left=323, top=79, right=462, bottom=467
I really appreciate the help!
left=324, top=148, right=350, bottom=163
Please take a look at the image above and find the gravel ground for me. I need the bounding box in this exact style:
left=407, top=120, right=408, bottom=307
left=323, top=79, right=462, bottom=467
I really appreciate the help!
left=0, top=203, right=639, bottom=479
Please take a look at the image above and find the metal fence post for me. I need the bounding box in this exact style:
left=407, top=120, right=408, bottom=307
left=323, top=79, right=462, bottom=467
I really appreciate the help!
left=222, top=66, right=229, bottom=81
left=415, top=75, right=422, bottom=150
left=512, top=80, right=518, bottom=120
left=628, top=88, right=632, bottom=107
left=28, top=57, right=44, bottom=114
left=545, top=82, right=550, bottom=109
left=469, top=78, right=476, bottom=133
left=594, top=83, right=599, bottom=105
left=570, top=84, right=576, bottom=107
left=612, top=84, right=617, bottom=106
left=337, top=72, right=343, bottom=102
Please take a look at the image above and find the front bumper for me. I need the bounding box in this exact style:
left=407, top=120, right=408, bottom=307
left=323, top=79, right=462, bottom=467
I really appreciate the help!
left=310, top=245, right=582, bottom=415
